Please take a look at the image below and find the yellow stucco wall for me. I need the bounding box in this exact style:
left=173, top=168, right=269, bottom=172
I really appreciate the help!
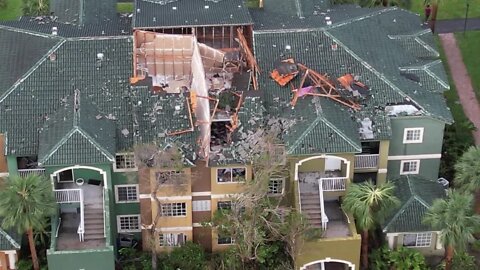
left=151, top=200, right=192, bottom=228
left=149, top=168, right=192, bottom=196
left=377, top=140, right=390, bottom=185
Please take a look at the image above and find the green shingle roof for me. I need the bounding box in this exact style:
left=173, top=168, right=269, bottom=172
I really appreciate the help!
left=38, top=93, right=116, bottom=166
left=0, top=27, right=61, bottom=96
left=0, top=221, right=21, bottom=250
left=50, top=0, right=118, bottom=26
left=0, top=34, right=134, bottom=157
left=133, top=0, right=253, bottom=29
left=383, top=175, right=446, bottom=233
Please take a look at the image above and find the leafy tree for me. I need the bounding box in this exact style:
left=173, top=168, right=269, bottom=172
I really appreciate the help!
left=22, top=0, right=49, bottom=16
left=342, top=181, right=399, bottom=270
left=453, top=146, right=480, bottom=213
left=423, top=190, right=480, bottom=270
left=0, top=175, right=56, bottom=270
left=436, top=252, right=476, bottom=270
left=160, top=242, right=207, bottom=270
left=370, top=246, right=428, bottom=270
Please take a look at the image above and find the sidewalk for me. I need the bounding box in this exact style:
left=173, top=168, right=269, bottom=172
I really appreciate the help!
left=435, top=18, right=480, bottom=33
left=439, top=33, right=480, bottom=145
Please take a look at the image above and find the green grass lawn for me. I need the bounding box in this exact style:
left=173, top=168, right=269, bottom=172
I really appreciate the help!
left=0, top=0, right=22, bottom=21
left=116, top=2, right=133, bottom=13
left=409, top=0, right=480, bottom=20
left=455, top=31, right=480, bottom=99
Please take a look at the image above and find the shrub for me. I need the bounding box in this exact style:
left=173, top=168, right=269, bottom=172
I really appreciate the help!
left=370, top=246, right=428, bottom=270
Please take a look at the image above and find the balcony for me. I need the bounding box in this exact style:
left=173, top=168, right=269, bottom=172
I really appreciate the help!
left=354, top=154, right=379, bottom=169
left=18, top=168, right=45, bottom=177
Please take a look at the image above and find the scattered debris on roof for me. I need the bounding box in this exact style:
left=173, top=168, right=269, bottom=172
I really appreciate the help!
left=385, top=104, right=420, bottom=116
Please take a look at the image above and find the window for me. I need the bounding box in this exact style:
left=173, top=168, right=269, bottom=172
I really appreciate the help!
left=268, top=178, right=284, bottom=195
left=403, top=233, right=432, bottom=247
left=161, top=203, right=187, bottom=217
left=192, top=200, right=211, bottom=211
left=217, top=168, right=246, bottom=183
left=217, top=201, right=232, bottom=210
left=403, top=128, right=424, bottom=143
left=159, top=233, right=187, bottom=247
left=117, top=215, right=141, bottom=232
left=114, top=153, right=137, bottom=172
left=217, top=235, right=234, bottom=245
left=115, top=185, right=139, bottom=203
left=400, top=160, right=420, bottom=175
left=156, top=171, right=186, bottom=185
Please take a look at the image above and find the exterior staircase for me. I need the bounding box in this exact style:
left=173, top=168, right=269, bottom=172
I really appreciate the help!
left=300, top=188, right=323, bottom=229
left=83, top=204, right=105, bottom=241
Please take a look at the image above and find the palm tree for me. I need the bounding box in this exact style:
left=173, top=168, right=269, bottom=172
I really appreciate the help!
left=454, top=146, right=480, bottom=214
left=342, top=181, right=399, bottom=270
left=0, top=174, right=56, bottom=270
left=423, top=190, right=480, bottom=270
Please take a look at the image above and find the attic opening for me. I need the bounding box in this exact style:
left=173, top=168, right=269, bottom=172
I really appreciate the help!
left=17, top=156, right=39, bottom=170
left=210, top=121, right=231, bottom=148
left=360, top=141, right=379, bottom=154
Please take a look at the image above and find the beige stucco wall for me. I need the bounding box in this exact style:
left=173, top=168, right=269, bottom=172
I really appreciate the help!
left=389, top=232, right=443, bottom=256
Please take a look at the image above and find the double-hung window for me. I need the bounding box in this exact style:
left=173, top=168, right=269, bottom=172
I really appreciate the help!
left=161, top=203, right=187, bottom=217
left=117, top=215, right=141, bottom=232
left=115, top=185, right=139, bottom=203
left=114, top=153, right=137, bottom=172
left=400, top=160, right=420, bottom=175
left=403, top=128, right=424, bottom=144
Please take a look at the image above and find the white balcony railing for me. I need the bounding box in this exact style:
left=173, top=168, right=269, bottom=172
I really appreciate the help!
left=18, top=168, right=45, bottom=177
left=78, top=190, right=85, bottom=242
left=321, top=177, right=347, bottom=191
left=54, top=189, right=82, bottom=203
left=354, top=154, right=379, bottom=169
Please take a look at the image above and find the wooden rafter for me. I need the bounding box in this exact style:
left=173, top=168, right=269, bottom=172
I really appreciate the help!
left=289, top=63, right=361, bottom=111
left=237, top=28, right=260, bottom=90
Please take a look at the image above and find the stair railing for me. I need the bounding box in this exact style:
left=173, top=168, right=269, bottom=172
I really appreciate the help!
left=77, top=189, right=85, bottom=242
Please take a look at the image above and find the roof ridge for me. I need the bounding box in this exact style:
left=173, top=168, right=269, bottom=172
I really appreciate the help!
left=407, top=175, right=431, bottom=208
left=0, top=228, right=20, bottom=249
left=0, top=24, right=63, bottom=39
left=322, top=30, right=430, bottom=116
left=399, top=60, right=450, bottom=90
left=287, top=116, right=322, bottom=154
left=320, top=115, right=361, bottom=152
left=0, top=39, right=66, bottom=104
left=39, top=128, right=76, bottom=164
left=383, top=196, right=415, bottom=233
left=76, top=128, right=115, bottom=162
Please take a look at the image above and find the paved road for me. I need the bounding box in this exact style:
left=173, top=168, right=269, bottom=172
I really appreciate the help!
left=439, top=33, right=480, bottom=145
left=435, top=18, right=480, bottom=33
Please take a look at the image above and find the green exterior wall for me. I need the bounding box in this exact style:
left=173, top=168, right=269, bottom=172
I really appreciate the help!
left=111, top=171, right=141, bottom=241
left=387, top=117, right=445, bottom=180
left=47, top=247, right=115, bottom=270
left=6, top=156, right=17, bottom=174
left=387, top=159, right=440, bottom=180
left=388, top=117, right=445, bottom=156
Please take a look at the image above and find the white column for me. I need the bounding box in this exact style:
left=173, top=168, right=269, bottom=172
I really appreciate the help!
left=320, top=261, right=325, bottom=270
left=387, top=234, right=395, bottom=249
left=5, top=250, right=17, bottom=270
left=435, top=232, right=443, bottom=250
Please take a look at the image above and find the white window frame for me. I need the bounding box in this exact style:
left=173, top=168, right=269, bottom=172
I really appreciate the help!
left=113, top=153, right=137, bottom=172
left=117, top=215, right=141, bottom=233
left=115, top=184, right=139, bottom=203
left=160, top=202, right=187, bottom=217
left=216, top=167, right=246, bottom=184
left=192, top=200, right=211, bottom=212
left=403, top=232, right=432, bottom=247
left=217, top=234, right=235, bottom=245
left=159, top=233, right=187, bottom=247
left=403, top=128, right=424, bottom=144
left=400, top=160, right=420, bottom=175
left=268, top=177, right=285, bottom=196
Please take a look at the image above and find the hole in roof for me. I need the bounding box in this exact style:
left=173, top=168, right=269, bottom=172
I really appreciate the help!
left=400, top=72, right=420, bottom=83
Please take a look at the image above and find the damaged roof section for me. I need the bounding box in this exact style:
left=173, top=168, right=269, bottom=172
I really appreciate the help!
left=133, top=0, right=253, bottom=29
left=50, top=0, right=118, bottom=26
left=38, top=91, right=116, bottom=166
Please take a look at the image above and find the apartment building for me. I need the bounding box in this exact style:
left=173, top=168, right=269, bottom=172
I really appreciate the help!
left=0, top=0, right=451, bottom=269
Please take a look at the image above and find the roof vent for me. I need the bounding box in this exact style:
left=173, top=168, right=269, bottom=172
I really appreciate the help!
left=153, top=17, right=156, bottom=22
left=285, top=45, right=291, bottom=51
left=325, top=16, right=332, bottom=25
left=137, top=8, right=140, bottom=13
left=331, top=43, right=338, bottom=51
left=49, top=53, right=57, bottom=61
left=172, top=6, right=177, bottom=10
left=51, top=27, right=58, bottom=35
left=204, top=5, right=209, bottom=9
left=97, top=53, right=104, bottom=61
